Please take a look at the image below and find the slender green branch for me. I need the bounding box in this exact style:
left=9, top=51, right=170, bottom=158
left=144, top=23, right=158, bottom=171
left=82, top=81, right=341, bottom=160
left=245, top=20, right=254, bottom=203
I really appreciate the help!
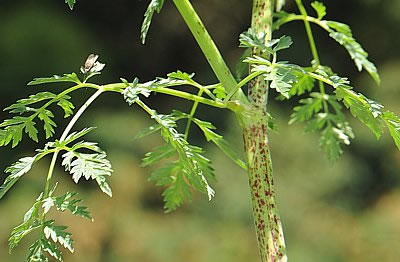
left=184, top=89, right=204, bottom=139
left=43, top=87, right=105, bottom=199
left=172, top=0, right=248, bottom=104
left=225, top=71, right=265, bottom=102
left=274, top=13, right=330, bottom=31
left=295, top=0, right=330, bottom=114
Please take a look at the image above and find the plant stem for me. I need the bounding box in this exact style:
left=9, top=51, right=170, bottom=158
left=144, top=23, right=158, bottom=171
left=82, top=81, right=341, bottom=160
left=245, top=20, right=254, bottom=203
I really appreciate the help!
left=43, top=87, right=104, bottom=198
left=295, top=0, right=329, bottom=114
left=172, top=0, right=248, bottom=104
left=242, top=1, right=287, bottom=261
left=184, top=89, right=204, bottom=140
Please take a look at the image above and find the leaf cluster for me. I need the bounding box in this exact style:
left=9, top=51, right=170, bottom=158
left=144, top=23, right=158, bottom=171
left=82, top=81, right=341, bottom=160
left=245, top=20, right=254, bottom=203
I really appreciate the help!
left=140, top=111, right=216, bottom=212
left=9, top=184, right=92, bottom=261
left=274, top=1, right=380, bottom=84
left=0, top=91, right=75, bottom=147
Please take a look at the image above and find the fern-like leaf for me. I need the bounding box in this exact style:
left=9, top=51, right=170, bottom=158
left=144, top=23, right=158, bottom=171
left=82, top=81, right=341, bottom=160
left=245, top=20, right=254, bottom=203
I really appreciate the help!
left=62, top=150, right=113, bottom=197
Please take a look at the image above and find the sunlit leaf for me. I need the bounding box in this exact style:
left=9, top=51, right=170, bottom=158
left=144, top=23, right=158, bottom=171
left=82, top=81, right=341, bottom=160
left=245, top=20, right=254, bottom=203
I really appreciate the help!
left=0, top=156, right=36, bottom=199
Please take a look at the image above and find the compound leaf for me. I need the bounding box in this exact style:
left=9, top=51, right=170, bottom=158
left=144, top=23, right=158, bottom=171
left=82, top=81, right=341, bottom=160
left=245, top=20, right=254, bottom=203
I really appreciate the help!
left=326, top=21, right=380, bottom=85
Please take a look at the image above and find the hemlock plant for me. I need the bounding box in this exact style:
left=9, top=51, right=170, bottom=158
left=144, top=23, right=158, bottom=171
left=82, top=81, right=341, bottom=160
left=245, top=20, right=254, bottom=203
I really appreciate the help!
left=1, top=0, right=399, bottom=261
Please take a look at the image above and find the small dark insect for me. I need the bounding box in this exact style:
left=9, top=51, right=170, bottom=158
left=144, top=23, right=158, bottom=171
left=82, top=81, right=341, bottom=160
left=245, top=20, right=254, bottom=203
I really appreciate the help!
left=81, top=54, right=99, bottom=74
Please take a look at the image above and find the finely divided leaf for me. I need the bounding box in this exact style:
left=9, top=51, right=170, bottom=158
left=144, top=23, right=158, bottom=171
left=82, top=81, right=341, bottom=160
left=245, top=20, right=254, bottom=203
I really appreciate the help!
left=336, top=86, right=384, bottom=138
left=326, top=21, right=380, bottom=84
left=57, top=95, right=75, bottom=118
left=43, top=221, right=74, bottom=253
left=0, top=156, right=36, bottom=199
left=28, top=73, right=80, bottom=85
left=62, top=147, right=113, bottom=197
left=38, top=109, right=57, bottom=139
left=134, top=124, right=161, bottom=140
left=9, top=197, right=42, bottom=252
left=141, top=0, right=165, bottom=44
left=0, top=92, right=74, bottom=147
left=138, top=110, right=216, bottom=212
left=311, top=1, right=327, bottom=20
left=4, top=92, right=57, bottom=113
left=288, top=72, right=315, bottom=97
left=27, top=240, right=48, bottom=262
left=55, top=192, right=93, bottom=220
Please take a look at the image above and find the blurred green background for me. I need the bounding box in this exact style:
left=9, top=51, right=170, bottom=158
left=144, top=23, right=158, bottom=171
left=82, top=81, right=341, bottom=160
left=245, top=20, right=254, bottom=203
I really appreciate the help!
left=1, top=0, right=400, bottom=261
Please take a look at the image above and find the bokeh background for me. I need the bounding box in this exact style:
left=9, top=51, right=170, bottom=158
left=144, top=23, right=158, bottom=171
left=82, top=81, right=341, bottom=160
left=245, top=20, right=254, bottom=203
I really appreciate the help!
left=1, top=0, right=400, bottom=261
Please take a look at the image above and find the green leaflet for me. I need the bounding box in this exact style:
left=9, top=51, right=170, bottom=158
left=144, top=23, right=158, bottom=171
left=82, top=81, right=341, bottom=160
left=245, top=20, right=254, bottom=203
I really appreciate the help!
left=326, top=21, right=380, bottom=85
left=43, top=220, right=74, bottom=254
left=290, top=92, right=354, bottom=162
left=141, top=0, right=165, bottom=44
left=62, top=150, right=113, bottom=197
left=28, top=73, right=81, bottom=85
left=246, top=56, right=301, bottom=98
left=9, top=194, right=43, bottom=252
left=191, top=118, right=247, bottom=170
left=0, top=156, right=37, bottom=199
left=133, top=106, right=216, bottom=211
left=383, top=111, right=400, bottom=150
left=311, top=1, right=326, bottom=20
left=335, top=86, right=384, bottom=138
left=27, top=240, right=48, bottom=262
left=54, top=191, right=93, bottom=220
left=65, top=0, right=76, bottom=10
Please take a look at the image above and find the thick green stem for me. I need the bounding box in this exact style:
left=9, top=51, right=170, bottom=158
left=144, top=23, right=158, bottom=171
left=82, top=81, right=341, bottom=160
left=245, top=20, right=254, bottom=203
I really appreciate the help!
left=242, top=1, right=287, bottom=261
left=172, top=0, right=248, bottom=104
